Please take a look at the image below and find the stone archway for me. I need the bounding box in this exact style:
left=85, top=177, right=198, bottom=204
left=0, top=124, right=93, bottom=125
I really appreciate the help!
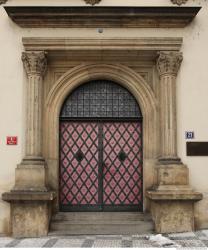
left=44, top=63, right=158, bottom=212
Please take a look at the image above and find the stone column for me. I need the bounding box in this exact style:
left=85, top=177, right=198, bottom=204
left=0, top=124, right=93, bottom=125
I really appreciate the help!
left=21, top=51, right=47, bottom=163
left=13, top=51, right=48, bottom=192
left=157, top=51, right=183, bottom=164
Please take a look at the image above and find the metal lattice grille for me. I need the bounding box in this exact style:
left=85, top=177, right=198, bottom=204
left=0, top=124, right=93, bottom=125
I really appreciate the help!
left=60, top=80, right=142, bottom=118
left=103, top=122, right=143, bottom=208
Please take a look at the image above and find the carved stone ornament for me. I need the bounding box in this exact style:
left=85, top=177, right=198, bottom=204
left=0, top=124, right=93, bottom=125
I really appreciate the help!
left=84, top=0, right=101, bottom=5
left=0, top=0, right=7, bottom=4
left=22, top=51, right=47, bottom=77
left=157, top=51, right=183, bottom=76
left=171, top=0, right=188, bottom=6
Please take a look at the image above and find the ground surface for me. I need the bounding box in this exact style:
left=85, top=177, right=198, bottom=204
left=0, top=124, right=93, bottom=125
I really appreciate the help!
left=1, top=231, right=208, bottom=248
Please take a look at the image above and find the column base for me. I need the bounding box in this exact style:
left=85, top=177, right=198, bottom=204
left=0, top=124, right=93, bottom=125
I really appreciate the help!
left=146, top=190, right=202, bottom=233
left=156, top=163, right=189, bottom=186
left=13, top=161, right=48, bottom=192
left=2, top=191, right=56, bottom=238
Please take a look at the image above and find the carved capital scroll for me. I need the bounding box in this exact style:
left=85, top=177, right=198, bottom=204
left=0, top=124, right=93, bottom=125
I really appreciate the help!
left=84, top=0, right=101, bottom=5
left=157, top=51, right=183, bottom=77
left=22, top=51, right=47, bottom=77
left=171, top=0, right=188, bottom=6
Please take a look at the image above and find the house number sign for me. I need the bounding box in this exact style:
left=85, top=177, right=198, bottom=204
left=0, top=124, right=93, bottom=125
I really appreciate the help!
left=7, top=136, right=18, bottom=145
left=185, top=131, right=194, bottom=139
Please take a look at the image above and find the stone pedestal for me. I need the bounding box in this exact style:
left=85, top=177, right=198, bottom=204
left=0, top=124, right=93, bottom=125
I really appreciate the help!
left=147, top=190, right=202, bottom=233
left=147, top=164, right=202, bottom=233
left=2, top=192, right=55, bottom=238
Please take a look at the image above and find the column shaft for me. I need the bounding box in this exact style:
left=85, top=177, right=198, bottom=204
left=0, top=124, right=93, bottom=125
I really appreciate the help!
left=157, top=51, right=182, bottom=162
left=22, top=51, right=47, bottom=162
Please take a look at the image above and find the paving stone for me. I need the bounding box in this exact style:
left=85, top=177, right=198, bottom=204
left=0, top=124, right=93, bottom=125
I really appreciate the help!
left=52, top=239, right=85, bottom=248
left=201, top=240, right=208, bottom=247
left=132, top=239, right=157, bottom=248
left=0, top=237, right=13, bottom=247
left=95, top=236, right=122, bottom=240
left=195, top=230, right=208, bottom=240
left=81, top=239, right=94, bottom=248
left=202, top=230, right=208, bottom=238
left=92, top=239, right=122, bottom=248
left=5, top=239, right=22, bottom=247
left=122, top=239, right=133, bottom=248
left=42, top=238, right=58, bottom=248
left=174, top=239, right=207, bottom=248
left=14, top=238, right=49, bottom=248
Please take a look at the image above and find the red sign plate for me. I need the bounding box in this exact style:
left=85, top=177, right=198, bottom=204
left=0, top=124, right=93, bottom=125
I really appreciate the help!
left=7, top=136, right=18, bottom=145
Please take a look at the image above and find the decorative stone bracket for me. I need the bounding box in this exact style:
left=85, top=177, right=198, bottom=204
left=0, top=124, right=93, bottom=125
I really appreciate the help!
left=171, top=0, right=188, bottom=6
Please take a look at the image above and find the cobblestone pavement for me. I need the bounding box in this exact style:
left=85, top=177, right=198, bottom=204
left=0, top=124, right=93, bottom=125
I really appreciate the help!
left=1, top=231, right=208, bottom=248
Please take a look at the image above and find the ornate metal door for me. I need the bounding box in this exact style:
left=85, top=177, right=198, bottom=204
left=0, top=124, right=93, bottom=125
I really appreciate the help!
left=59, top=80, right=143, bottom=212
left=103, top=122, right=142, bottom=211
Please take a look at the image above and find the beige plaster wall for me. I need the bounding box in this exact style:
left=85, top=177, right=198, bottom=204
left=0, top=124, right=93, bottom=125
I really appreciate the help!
left=0, top=0, right=208, bottom=234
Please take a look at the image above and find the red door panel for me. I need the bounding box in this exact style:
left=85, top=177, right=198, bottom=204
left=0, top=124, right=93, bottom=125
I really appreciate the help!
left=103, top=122, right=143, bottom=210
left=59, top=122, right=99, bottom=211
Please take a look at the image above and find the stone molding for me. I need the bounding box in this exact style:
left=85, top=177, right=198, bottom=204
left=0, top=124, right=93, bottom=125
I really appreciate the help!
left=22, top=51, right=47, bottom=77
left=157, top=51, right=183, bottom=77
left=171, top=0, right=188, bottom=6
left=22, top=37, right=183, bottom=52
left=4, top=6, right=201, bottom=28
left=84, top=0, right=101, bottom=5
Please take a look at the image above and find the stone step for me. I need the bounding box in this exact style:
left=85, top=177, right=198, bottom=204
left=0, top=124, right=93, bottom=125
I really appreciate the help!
left=49, top=212, right=154, bottom=235
left=52, top=212, right=151, bottom=221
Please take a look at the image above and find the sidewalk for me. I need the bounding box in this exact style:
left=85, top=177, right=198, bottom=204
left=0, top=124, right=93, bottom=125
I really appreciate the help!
left=1, top=231, right=208, bottom=248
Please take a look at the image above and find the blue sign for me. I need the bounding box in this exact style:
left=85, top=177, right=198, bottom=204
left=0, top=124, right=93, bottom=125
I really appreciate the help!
left=185, top=131, right=194, bottom=139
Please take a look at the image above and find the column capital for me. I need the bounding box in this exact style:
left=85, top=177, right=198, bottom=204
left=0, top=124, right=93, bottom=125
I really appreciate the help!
left=22, top=51, right=47, bottom=77
left=157, top=51, right=183, bottom=77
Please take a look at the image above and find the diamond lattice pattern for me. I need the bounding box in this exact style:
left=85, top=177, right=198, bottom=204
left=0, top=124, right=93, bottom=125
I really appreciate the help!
left=103, top=122, right=142, bottom=206
left=60, top=122, right=99, bottom=205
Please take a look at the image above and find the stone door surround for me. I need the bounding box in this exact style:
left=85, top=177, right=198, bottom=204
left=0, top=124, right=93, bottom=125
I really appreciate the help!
left=2, top=37, right=202, bottom=237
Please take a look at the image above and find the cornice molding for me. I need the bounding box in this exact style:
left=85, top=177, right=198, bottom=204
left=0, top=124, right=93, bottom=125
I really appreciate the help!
left=4, top=6, right=201, bottom=28
left=171, top=0, right=188, bottom=6
left=22, top=37, right=183, bottom=53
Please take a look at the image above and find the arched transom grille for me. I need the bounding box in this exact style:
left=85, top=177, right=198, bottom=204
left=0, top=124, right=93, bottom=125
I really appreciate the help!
left=60, top=80, right=142, bottom=119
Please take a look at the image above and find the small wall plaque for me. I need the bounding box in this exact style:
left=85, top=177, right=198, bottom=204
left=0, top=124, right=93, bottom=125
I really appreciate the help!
left=187, top=142, right=208, bottom=156
left=185, top=131, right=194, bottom=139
left=7, top=136, right=18, bottom=145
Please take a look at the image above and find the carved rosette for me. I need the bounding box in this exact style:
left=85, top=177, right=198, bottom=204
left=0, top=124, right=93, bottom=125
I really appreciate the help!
left=157, top=51, right=183, bottom=77
left=84, top=0, right=101, bottom=5
left=22, top=51, right=47, bottom=77
left=171, top=0, right=188, bottom=6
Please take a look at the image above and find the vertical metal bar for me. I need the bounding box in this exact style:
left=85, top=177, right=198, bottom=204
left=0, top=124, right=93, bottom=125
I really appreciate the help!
left=98, top=122, right=103, bottom=210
